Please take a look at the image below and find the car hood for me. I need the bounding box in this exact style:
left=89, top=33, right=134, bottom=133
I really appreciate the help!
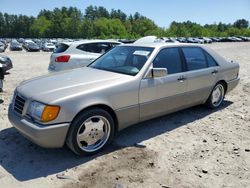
left=17, top=67, right=132, bottom=103
left=13, top=45, right=22, bottom=47
left=29, top=46, right=39, bottom=49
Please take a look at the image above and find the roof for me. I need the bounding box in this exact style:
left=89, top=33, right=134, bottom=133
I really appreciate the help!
left=60, top=39, right=121, bottom=46
left=121, top=42, right=202, bottom=49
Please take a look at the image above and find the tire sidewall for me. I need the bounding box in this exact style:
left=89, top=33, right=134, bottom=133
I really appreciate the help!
left=207, top=83, right=225, bottom=108
left=67, top=108, right=115, bottom=156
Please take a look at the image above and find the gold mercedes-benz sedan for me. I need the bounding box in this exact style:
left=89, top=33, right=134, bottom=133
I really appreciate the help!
left=8, top=42, right=239, bottom=155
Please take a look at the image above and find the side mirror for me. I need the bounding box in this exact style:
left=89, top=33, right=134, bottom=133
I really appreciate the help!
left=145, top=67, right=168, bottom=78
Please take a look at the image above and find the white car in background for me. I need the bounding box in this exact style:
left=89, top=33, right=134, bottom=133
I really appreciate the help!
left=48, top=40, right=121, bottom=72
left=41, top=42, right=56, bottom=52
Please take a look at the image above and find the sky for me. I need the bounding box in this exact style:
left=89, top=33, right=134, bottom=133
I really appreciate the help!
left=0, top=0, right=249, bottom=27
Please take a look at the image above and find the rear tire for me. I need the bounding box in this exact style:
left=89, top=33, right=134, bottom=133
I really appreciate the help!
left=206, top=82, right=225, bottom=109
left=66, top=108, right=115, bottom=156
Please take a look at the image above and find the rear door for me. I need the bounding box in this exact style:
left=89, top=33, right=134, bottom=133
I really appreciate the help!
left=181, top=47, right=219, bottom=105
left=139, top=47, right=188, bottom=121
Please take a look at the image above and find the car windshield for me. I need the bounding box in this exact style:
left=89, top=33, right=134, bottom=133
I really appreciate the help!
left=89, top=46, right=154, bottom=76
left=29, top=42, right=37, bottom=46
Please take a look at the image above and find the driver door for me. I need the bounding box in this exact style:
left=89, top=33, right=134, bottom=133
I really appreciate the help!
left=139, top=47, right=188, bottom=121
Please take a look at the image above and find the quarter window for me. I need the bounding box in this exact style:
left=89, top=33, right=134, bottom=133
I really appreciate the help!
left=153, top=48, right=182, bottom=74
left=54, top=43, right=69, bottom=53
left=204, top=51, right=218, bottom=67
left=182, top=47, right=207, bottom=71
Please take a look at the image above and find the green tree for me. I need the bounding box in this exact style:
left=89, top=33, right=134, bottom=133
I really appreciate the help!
left=30, top=16, right=51, bottom=37
left=110, top=9, right=127, bottom=22
left=233, top=19, right=249, bottom=29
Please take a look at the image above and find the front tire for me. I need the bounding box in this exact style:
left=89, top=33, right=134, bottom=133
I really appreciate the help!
left=66, top=108, right=115, bottom=156
left=206, top=82, right=225, bottom=108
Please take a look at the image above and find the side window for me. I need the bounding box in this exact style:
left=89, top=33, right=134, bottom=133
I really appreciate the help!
left=182, top=47, right=207, bottom=71
left=204, top=51, right=218, bottom=67
left=153, top=48, right=182, bottom=74
left=98, top=43, right=112, bottom=54
left=86, top=43, right=100, bottom=53
left=76, top=44, right=87, bottom=52
left=111, top=43, right=120, bottom=47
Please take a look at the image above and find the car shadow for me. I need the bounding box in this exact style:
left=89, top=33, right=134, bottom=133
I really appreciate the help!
left=0, top=101, right=232, bottom=181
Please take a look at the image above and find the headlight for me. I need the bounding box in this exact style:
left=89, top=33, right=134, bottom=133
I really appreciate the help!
left=11, top=91, right=16, bottom=104
left=28, top=101, right=60, bottom=122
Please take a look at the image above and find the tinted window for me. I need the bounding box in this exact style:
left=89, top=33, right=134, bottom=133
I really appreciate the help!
left=54, top=43, right=69, bottom=53
left=182, top=47, right=207, bottom=71
left=77, top=43, right=113, bottom=54
left=111, top=43, right=120, bottom=47
left=76, top=44, right=87, bottom=51
left=204, top=51, right=218, bottom=67
left=153, top=48, right=182, bottom=74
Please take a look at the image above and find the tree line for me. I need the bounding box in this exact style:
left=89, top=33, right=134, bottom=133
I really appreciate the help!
left=0, top=6, right=249, bottom=39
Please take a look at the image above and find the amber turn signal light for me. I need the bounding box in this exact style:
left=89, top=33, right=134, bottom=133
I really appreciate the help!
left=41, top=105, right=60, bottom=122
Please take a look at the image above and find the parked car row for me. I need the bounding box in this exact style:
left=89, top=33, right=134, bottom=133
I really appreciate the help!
left=160, top=36, right=250, bottom=44
left=1, top=35, right=250, bottom=53
left=0, top=38, right=57, bottom=52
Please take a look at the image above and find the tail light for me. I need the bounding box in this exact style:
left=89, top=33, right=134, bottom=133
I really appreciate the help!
left=55, top=55, right=70, bottom=63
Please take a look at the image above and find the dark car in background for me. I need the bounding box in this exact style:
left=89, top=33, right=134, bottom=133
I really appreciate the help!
left=0, top=39, right=8, bottom=50
left=23, top=41, right=40, bottom=52
left=0, top=42, right=5, bottom=52
left=10, top=40, right=23, bottom=51
left=0, top=54, right=13, bottom=73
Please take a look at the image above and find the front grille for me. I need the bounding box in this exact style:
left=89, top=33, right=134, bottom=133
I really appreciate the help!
left=13, top=94, right=26, bottom=115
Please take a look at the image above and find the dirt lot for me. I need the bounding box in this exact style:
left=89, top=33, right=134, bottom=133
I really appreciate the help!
left=0, top=43, right=250, bottom=188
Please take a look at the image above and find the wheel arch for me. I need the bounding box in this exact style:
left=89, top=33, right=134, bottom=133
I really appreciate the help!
left=216, top=80, right=228, bottom=93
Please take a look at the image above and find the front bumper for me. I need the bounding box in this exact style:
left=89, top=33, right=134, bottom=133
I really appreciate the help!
left=226, top=77, right=240, bottom=93
left=8, top=104, right=70, bottom=148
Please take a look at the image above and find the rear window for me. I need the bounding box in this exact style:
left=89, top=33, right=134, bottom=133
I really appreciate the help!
left=54, top=43, right=69, bottom=53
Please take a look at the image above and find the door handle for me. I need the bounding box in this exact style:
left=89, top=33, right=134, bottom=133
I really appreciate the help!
left=211, top=70, right=218, bottom=74
left=177, top=76, right=186, bottom=82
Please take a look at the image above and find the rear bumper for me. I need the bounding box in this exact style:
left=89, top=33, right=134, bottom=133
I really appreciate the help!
left=226, top=77, right=240, bottom=93
left=8, top=104, right=70, bottom=148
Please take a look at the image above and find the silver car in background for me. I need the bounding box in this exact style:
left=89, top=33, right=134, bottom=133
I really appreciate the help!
left=48, top=40, right=121, bottom=72
left=41, top=42, right=56, bottom=52
left=9, top=43, right=239, bottom=156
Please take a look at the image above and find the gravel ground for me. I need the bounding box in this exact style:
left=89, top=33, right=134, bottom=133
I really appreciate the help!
left=0, top=43, right=250, bottom=188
